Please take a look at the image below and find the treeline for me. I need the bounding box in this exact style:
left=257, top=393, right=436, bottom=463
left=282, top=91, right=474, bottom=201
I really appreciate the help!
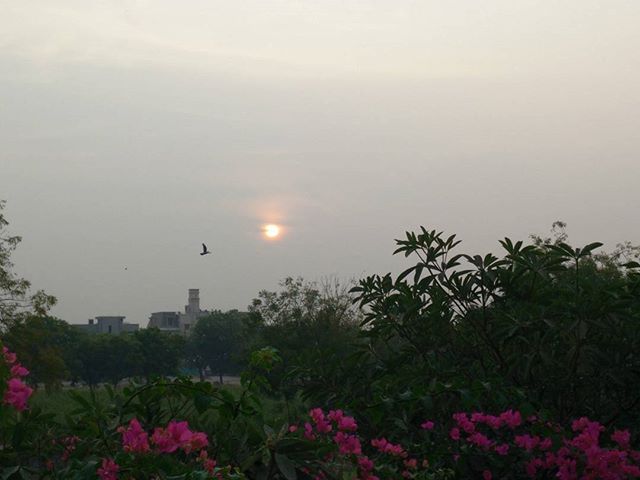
left=0, top=277, right=360, bottom=390
left=2, top=318, right=184, bottom=387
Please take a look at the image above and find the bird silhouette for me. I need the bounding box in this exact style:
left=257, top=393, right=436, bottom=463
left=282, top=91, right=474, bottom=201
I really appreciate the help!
left=200, top=243, right=211, bottom=256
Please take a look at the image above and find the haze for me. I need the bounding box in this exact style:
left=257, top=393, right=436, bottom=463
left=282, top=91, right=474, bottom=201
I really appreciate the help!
left=1, top=1, right=639, bottom=325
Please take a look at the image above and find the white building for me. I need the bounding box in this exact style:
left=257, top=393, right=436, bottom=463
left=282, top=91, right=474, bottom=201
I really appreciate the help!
left=148, top=289, right=210, bottom=334
left=77, top=316, right=139, bottom=335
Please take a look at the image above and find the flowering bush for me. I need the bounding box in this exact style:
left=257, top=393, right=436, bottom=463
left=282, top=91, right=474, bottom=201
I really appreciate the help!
left=286, top=407, right=640, bottom=479
left=2, top=345, right=33, bottom=411
left=2, top=341, right=640, bottom=479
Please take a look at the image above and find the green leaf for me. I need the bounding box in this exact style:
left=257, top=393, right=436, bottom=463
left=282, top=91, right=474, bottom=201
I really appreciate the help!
left=275, top=453, right=297, bottom=480
left=1, top=466, right=20, bottom=480
left=579, top=242, right=603, bottom=257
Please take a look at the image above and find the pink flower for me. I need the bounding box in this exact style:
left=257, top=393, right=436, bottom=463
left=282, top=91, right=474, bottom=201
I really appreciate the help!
left=483, top=415, right=503, bottom=430
left=495, top=443, right=509, bottom=456
left=403, top=458, right=417, bottom=469
left=310, top=408, right=332, bottom=433
left=3, top=377, right=33, bottom=411
left=334, top=431, right=361, bottom=455
left=97, top=458, right=119, bottom=480
left=152, top=427, right=179, bottom=453
left=198, top=450, right=217, bottom=474
left=449, top=427, right=461, bottom=441
left=499, top=409, right=522, bottom=429
left=482, top=470, right=492, bottom=480
left=611, top=429, right=631, bottom=449
left=471, top=412, right=486, bottom=423
left=337, top=415, right=358, bottom=432
left=468, top=432, right=492, bottom=450
left=358, top=455, right=374, bottom=473
left=152, top=420, right=192, bottom=453
left=185, top=431, right=209, bottom=453
left=10, top=363, right=29, bottom=377
left=421, top=420, right=434, bottom=430
left=328, top=409, right=344, bottom=422
left=515, top=434, right=540, bottom=452
left=539, top=437, right=553, bottom=451
left=371, top=438, right=405, bottom=457
left=526, top=458, right=544, bottom=478
left=118, top=418, right=150, bottom=453
left=2, top=346, right=17, bottom=365
left=304, top=422, right=316, bottom=440
left=453, top=412, right=475, bottom=433
left=288, top=424, right=298, bottom=433
left=203, top=458, right=217, bottom=474
left=150, top=420, right=208, bottom=454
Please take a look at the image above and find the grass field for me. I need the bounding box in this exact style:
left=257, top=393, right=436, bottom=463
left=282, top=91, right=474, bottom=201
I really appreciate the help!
left=30, top=381, right=307, bottom=425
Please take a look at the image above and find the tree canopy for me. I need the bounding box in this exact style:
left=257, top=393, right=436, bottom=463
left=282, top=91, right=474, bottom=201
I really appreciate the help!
left=0, top=201, right=56, bottom=327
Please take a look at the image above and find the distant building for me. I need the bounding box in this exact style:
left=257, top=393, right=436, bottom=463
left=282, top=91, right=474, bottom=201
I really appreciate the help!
left=148, top=289, right=210, bottom=334
left=147, top=311, right=181, bottom=333
left=76, top=316, right=139, bottom=335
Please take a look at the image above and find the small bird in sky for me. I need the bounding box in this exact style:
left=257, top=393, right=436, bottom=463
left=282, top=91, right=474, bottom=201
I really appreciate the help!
left=200, top=243, right=211, bottom=256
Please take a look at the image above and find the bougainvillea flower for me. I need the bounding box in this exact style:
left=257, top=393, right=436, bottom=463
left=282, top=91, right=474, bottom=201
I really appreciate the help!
left=3, top=377, right=33, bottom=411
left=118, top=418, right=150, bottom=453
left=97, top=458, right=119, bottom=480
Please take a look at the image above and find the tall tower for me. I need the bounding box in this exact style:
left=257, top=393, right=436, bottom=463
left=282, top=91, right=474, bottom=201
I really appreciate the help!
left=187, top=289, right=200, bottom=315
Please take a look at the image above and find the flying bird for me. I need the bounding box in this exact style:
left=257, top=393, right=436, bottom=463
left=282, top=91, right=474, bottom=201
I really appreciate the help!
left=200, top=243, right=211, bottom=256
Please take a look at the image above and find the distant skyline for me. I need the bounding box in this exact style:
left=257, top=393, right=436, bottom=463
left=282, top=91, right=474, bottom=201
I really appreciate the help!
left=2, top=1, right=639, bottom=325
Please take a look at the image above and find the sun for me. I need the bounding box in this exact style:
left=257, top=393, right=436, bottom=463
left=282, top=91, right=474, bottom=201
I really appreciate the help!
left=263, top=224, right=281, bottom=239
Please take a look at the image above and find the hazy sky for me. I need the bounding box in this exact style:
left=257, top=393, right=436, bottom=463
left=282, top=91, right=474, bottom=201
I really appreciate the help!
left=2, top=1, right=639, bottom=325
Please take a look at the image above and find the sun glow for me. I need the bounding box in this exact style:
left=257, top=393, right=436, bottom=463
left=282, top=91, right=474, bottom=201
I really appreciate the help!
left=263, top=224, right=281, bottom=239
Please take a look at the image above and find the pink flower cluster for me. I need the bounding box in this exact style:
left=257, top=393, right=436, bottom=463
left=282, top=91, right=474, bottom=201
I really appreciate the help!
left=97, top=458, right=119, bottom=480
left=449, top=410, right=528, bottom=452
left=304, top=408, right=361, bottom=454
left=118, top=418, right=208, bottom=455
left=299, top=408, right=377, bottom=479
left=449, top=409, right=640, bottom=479
left=99, top=419, right=212, bottom=480
left=2, top=346, right=33, bottom=411
left=299, top=407, right=640, bottom=480
left=152, top=420, right=209, bottom=454
left=523, top=418, right=640, bottom=479
left=118, top=418, right=150, bottom=453
left=297, top=408, right=431, bottom=480
left=198, top=450, right=218, bottom=476
left=371, top=437, right=406, bottom=457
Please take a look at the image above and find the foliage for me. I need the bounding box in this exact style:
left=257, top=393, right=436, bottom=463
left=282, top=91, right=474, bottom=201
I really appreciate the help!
left=2, top=315, right=81, bottom=390
left=3, top=344, right=640, bottom=479
left=73, top=328, right=184, bottom=386
left=248, top=277, right=362, bottom=399
left=347, top=227, right=640, bottom=433
left=134, top=328, right=185, bottom=381
left=0, top=201, right=56, bottom=328
left=187, top=310, right=247, bottom=383
left=74, top=333, right=143, bottom=386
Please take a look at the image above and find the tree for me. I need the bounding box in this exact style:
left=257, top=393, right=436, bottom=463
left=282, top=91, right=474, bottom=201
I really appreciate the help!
left=188, top=310, right=246, bottom=384
left=134, top=328, right=185, bottom=380
left=0, top=201, right=56, bottom=328
left=2, top=315, right=81, bottom=390
left=248, top=277, right=362, bottom=399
